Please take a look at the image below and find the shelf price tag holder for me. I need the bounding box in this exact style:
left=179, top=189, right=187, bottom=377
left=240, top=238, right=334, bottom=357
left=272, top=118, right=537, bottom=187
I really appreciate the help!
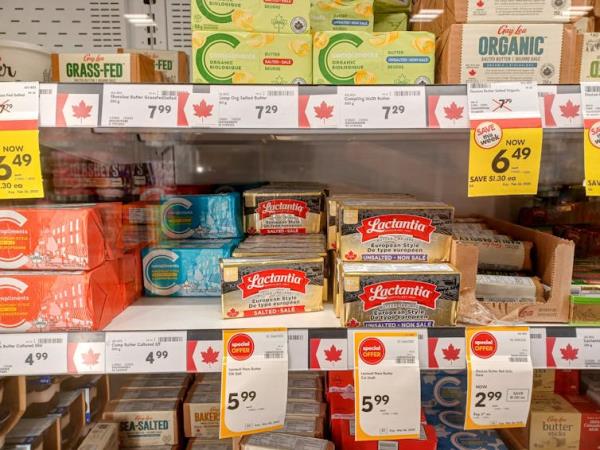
left=220, top=328, right=288, bottom=438
left=0, top=82, right=44, bottom=199
left=0, top=333, right=67, bottom=375
left=467, top=82, right=543, bottom=197
left=464, top=327, right=533, bottom=430
left=353, top=331, right=420, bottom=441
left=580, top=82, right=600, bottom=195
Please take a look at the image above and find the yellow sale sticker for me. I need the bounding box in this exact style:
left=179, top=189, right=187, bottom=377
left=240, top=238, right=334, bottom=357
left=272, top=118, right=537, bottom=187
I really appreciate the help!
left=0, top=130, right=44, bottom=199
left=584, top=119, right=600, bottom=196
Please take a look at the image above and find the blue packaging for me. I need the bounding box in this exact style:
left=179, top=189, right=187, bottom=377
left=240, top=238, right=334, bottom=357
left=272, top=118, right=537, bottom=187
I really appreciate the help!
left=421, top=370, right=467, bottom=410
left=160, top=193, right=243, bottom=240
left=142, top=239, right=239, bottom=296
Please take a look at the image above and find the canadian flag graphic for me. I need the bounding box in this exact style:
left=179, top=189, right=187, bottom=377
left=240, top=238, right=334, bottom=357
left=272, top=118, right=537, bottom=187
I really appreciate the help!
left=67, top=341, right=105, bottom=374
left=540, top=92, right=582, bottom=129
left=428, top=337, right=466, bottom=370
left=428, top=95, right=469, bottom=129
left=187, top=339, right=222, bottom=373
left=299, top=94, right=339, bottom=129
left=309, top=338, right=347, bottom=370
left=546, top=337, right=583, bottom=369
left=56, top=93, right=99, bottom=127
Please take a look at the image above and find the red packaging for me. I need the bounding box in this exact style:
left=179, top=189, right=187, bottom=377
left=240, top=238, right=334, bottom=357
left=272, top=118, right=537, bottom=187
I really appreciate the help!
left=0, top=261, right=123, bottom=332
left=563, top=395, right=600, bottom=450
left=122, top=201, right=159, bottom=225
left=556, top=370, right=580, bottom=396
left=118, top=247, right=142, bottom=307
left=327, top=370, right=355, bottom=401
left=338, top=418, right=437, bottom=450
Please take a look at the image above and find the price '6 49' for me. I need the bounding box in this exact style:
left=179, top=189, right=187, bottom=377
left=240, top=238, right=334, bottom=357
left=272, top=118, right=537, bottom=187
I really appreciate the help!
left=491, top=147, right=531, bottom=173
left=0, top=153, right=33, bottom=181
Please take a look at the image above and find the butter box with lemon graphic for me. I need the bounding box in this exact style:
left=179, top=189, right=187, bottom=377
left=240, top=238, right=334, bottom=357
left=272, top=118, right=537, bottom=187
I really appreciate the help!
left=310, top=0, right=374, bottom=32
left=193, top=31, right=312, bottom=84
left=192, top=0, right=310, bottom=34
left=313, top=31, right=434, bottom=85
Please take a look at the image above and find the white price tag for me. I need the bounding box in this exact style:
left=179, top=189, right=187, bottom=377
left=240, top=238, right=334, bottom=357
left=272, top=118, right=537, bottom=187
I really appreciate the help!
left=468, top=82, right=540, bottom=120
left=105, top=331, right=186, bottom=373
left=579, top=328, right=600, bottom=368
left=216, top=85, right=298, bottom=128
left=0, top=82, right=39, bottom=130
left=354, top=331, right=420, bottom=441
left=220, top=329, right=288, bottom=438
left=339, top=86, right=426, bottom=129
left=0, top=333, right=67, bottom=375
left=465, top=327, right=533, bottom=430
left=582, top=82, right=600, bottom=119
left=101, top=84, right=192, bottom=127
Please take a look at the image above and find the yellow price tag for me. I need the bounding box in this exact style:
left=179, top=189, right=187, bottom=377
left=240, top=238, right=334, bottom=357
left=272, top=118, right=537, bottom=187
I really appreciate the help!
left=0, top=130, right=44, bottom=199
left=584, top=120, right=600, bottom=196
left=468, top=121, right=542, bottom=197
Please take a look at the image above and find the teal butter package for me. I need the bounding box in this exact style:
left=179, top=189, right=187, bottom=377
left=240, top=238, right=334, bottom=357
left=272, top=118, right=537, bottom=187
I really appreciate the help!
left=142, top=239, right=239, bottom=296
left=160, top=193, right=243, bottom=240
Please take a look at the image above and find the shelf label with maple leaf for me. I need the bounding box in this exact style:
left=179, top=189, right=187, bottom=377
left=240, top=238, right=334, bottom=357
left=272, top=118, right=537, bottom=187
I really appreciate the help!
left=67, top=332, right=106, bottom=374
left=428, top=95, right=469, bottom=128
left=299, top=93, right=339, bottom=128
left=187, top=330, right=223, bottom=373
left=0, top=333, right=67, bottom=375
left=220, top=328, right=288, bottom=438
left=581, top=82, right=600, bottom=196
left=538, top=86, right=582, bottom=129
left=545, top=327, right=584, bottom=369
left=467, top=82, right=543, bottom=196
left=353, top=331, right=420, bottom=441
left=464, top=327, right=533, bottom=430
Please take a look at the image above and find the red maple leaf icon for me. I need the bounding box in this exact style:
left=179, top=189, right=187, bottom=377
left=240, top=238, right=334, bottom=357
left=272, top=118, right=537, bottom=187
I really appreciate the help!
left=247, top=227, right=257, bottom=235
left=468, top=69, right=477, bottom=77
left=314, top=101, right=334, bottom=124
left=201, top=346, right=219, bottom=365
left=443, top=102, right=464, bottom=122
left=227, top=308, right=239, bottom=318
left=324, top=345, right=343, bottom=362
left=346, top=318, right=360, bottom=328
left=559, top=100, right=580, bottom=121
left=560, top=343, right=579, bottom=363
left=193, top=99, right=214, bottom=122
left=81, top=348, right=100, bottom=367
left=72, top=100, right=92, bottom=122
left=441, top=343, right=461, bottom=362
left=476, top=0, right=484, bottom=7
left=345, top=250, right=357, bottom=260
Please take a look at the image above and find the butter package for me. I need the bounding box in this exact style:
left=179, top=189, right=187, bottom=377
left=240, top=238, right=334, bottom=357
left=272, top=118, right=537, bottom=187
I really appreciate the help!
left=286, top=401, right=327, bottom=418
left=277, top=416, right=325, bottom=438
left=240, top=433, right=334, bottom=450
left=578, top=33, right=600, bottom=81
left=5, top=416, right=60, bottom=450
left=193, top=31, right=312, bottom=84
left=77, top=422, right=119, bottom=450
left=192, top=0, right=310, bottom=34
left=115, top=386, right=186, bottom=401
left=313, top=30, right=435, bottom=84
left=161, top=193, right=243, bottom=240
left=374, top=0, right=410, bottom=12
left=459, top=236, right=533, bottom=271
left=221, top=256, right=324, bottom=318
left=288, top=387, right=324, bottom=402
left=476, top=274, right=545, bottom=303
left=183, top=390, right=220, bottom=438
left=421, top=370, right=466, bottom=410
left=341, top=262, right=460, bottom=327
left=374, top=13, right=407, bottom=31
left=310, top=0, right=374, bottom=32
left=142, top=239, right=238, bottom=297
left=119, top=49, right=189, bottom=82
left=187, top=439, right=233, bottom=450
left=51, top=53, right=157, bottom=83
left=120, top=377, right=191, bottom=389
left=102, top=399, right=179, bottom=446
left=337, top=202, right=454, bottom=262
left=436, top=24, right=579, bottom=84
left=570, top=294, right=600, bottom=324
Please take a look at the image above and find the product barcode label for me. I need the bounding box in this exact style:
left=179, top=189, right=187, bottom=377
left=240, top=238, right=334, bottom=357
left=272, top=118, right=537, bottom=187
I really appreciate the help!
left=288, top=334, right=305, bottom=341
left=37, top=338, right=63, bottom=344
left=394, top=90, right=421, bottom=96
left=265, top=351, right=285, bottom=359
left=159, top=336, right=184, bottom=343
left=161, top=90, right=178, bottom=96
left=396, top=356, right=416, bottom=365
left=509, top=356, right=529, bottom=363
left=267, top=90, right=295, bottom=96
left=585, top=86, right=600, bottom=93
left=529, top=333, right=543, bottom=339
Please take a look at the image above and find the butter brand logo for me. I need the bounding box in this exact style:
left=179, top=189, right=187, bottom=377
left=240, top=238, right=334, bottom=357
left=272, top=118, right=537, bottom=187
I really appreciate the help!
left=238, top=269, right=309, bottom=297
left=357, top=214, right=435, bottom=243
left=0, top=277, right=29, bottom=328
left=257, top=199, right=308, bottom=219
left=478, top=25, right=544, bottom=56
left=120, top=420, right=170, bottom=432
left=228, top=333, right=254, bottom=361
left=358, top=280, right=441, bottom=311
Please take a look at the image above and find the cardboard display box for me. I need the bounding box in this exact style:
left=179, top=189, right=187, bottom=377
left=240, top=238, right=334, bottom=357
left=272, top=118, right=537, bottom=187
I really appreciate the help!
left=5, top=416, right=60, bottom=450
left=118, top=49, right=188, bottom=83
left=0, top=377, right=26, bottom=449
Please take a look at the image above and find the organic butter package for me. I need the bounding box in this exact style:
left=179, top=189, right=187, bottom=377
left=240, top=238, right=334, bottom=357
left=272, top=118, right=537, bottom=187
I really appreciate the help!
left=313, top=31, right=435, bottom=84
left=310, top=0, right=374, bottom=32
left=374, top=0, right=410, bottom=13
left=374, top=13, right=408, bottom=32
left=578, top=33, right=600, bottom=81
left=192, top=0, right=310, bottom=34
left=51, top=53, right=157, bottom=83
left=436, top=24, right=579, bottom=84
left=193, top=31, right=312, bottom=84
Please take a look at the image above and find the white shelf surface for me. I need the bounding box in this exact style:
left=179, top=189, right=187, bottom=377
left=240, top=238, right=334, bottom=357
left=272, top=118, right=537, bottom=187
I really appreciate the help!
left=104, top=297, right=341, bottom=331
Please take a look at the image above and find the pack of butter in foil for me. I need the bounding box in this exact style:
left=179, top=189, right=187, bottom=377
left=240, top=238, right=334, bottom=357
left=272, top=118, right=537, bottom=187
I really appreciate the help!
left=243, top=187, right=325, bottom=234
left=221, top=256, right=324, bottom=318
left=340, top=262, right=460, bottom=327
left=337, top=201, right=454, bottom=262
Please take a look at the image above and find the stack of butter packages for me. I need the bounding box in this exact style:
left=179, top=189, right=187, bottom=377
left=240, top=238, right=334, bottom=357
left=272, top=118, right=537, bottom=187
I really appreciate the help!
left=329, top=193, right=462, bottom=328
left=220, top=183, right=328, bottom=319
left=142, top=193, right=243, bottom=297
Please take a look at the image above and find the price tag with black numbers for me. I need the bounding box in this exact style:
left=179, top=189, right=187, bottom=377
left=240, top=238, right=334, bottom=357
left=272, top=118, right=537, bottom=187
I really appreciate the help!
left=105, top=331, right=186, bottom=373
left=0, top=333, right=67, bottom=375
left=467, top=82, right=543, bottom=197
left=220, top=329, right=288, bottom=438
left=339, top=86, right=426, bottom=129
left=353, top=331, right=420, bottom=441
left=465, top=327, right=533, bottom=430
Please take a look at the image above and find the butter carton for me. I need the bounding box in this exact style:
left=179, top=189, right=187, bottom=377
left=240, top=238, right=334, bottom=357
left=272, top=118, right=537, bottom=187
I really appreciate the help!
left=421, top=370, right=466, bottom=409
left=77, top=422, right=119, bottom=450
left=183, top=390, right=220, bottom=438
left=340, top=263, right=460, bottom=327
left=374, top=0, right=410, bottom=13
left=313, top=31, right=435, bottom=84
left=51, top=53, right=157, bottom=83
left=119, top=49, right=189, bottom=82
left=240, top=433, right=334, bottom=450
left=578, top=33, right=600, bottom=81
left=187, top=439, right=233, bottom=450
left=374, top=13, right=407, bottom=31
left=310, top=0, right=374, bottom=32
left=192, top=0, right=310, bottom=34
left=115, top=386, right=186, bottom=401
left=436, top=24, right=579, bottom=84
left=193, top=31, right=312, bottom=84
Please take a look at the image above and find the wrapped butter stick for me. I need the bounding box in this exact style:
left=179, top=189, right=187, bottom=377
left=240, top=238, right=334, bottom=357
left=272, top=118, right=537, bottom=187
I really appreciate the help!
left=461, top=236, right=533, bottom=272
left=240, top=433, right=334, bottom=450
left=476, top=275, right=545, bottom=303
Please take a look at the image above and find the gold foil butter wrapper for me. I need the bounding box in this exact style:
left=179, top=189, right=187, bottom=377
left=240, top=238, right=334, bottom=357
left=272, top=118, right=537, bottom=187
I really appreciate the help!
left=341, top=263, right=460, bottom=327
left=221, top=257, right=324, bottom=318
left=338, top=203, right=454, bottom=262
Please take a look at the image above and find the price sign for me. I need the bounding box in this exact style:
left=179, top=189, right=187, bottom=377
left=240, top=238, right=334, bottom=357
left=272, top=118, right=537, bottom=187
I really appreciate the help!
left=467, top=82, right=543, bottom=196
left=581, top=83, right=600, bottom=196
left=339, top=86, right=426, bottom=129
left=220, top=329, right=288, bottom=438
left=215, top=85, right=298, bottom=128
left=465, top=327, right=533, bottom=430
left=353, top=331, right=420, bottom=441
left=105, top=331, right=186, bottom=373
left=0, top=333, right=67, bottom=375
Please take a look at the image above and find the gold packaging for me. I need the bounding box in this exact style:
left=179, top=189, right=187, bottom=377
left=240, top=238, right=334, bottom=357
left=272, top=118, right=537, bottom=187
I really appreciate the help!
left=340, top=262, right=460, bottom=327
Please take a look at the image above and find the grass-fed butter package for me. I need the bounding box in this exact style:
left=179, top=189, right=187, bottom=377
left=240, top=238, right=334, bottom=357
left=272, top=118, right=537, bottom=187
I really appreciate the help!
left=436, top=24, right=579, bottom=84
left=310, top=0, right=374, bottom=32
left=119, top=49, right=188, bottom=82
left=578, top=33, right=600, bottom=81
left=374, top=13, right=407, bottom=31
left=192, top=0, right=310, bottom=34
left=193, top=31, right=312, bottom=84
left=51, top=53, right=157, bottom=83
left=313, top=31, right=434, bottom=84
left=341, top=262, right=460, bottom=327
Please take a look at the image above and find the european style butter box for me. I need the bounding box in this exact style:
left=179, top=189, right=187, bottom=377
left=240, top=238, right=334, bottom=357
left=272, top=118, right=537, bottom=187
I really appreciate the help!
left=51, top=53, right=157, bottom=83
left=183, top=390, right=220, bottom=438
left=310, top=0, right=374, bottom=32
left=192, top=31, right=312, bottom=84
left=119, top=49, right=189, bottom=83
left=436, top=24, right=579, bottom=84
left=192, top=0, right=310, bottom=34
left=313, top=31, right=435, bottom=84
